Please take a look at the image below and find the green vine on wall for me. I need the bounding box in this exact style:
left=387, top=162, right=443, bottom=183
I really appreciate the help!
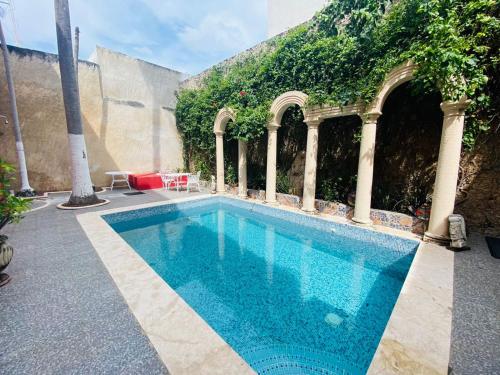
left=176, top=0, right=499, bottom=171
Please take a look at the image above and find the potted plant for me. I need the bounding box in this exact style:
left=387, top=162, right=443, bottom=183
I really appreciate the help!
left=0, top=159, right=31, bottom=286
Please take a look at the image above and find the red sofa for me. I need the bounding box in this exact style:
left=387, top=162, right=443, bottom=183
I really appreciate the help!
left=128, top=173, right=188, bottom=190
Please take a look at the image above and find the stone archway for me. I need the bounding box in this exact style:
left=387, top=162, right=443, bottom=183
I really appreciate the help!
left=265, top=91, right=309, bottom=203
left=352, top=61, right=469, bottom=242
left=213, top=107, right=248, bottom=197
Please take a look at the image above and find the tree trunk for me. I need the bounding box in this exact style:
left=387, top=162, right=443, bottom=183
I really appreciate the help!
left=0, top=19, right=34, bottom=195
left=54, top=0, right=98, bottom=206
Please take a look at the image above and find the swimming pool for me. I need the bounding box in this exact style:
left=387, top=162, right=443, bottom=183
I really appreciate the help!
left=104, top=197, right=418, bottom=374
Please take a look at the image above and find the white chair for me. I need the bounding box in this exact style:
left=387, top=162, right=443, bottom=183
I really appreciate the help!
left=160, top=172, right=174, bottom=191
left=187, top=171, right=201, bottom=192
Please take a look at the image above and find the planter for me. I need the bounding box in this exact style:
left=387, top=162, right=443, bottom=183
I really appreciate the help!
left=0, top=236, right=13, bottom=286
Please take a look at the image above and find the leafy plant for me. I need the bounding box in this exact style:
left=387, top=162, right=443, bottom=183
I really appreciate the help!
left=0, top=159, right=31, bottom=231
left=175, top=0, right=499, bottom=212
left=225, top=162, right=237, bottom=186
left=177, top=0, right=498, bottom=159
left=318, top=175, right=357, bottom=203
left=276, top=170, right=291, bottom=194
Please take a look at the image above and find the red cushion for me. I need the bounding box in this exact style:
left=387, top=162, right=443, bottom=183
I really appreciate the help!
left=128, top=173, right=189, bottom=190
left=128, top=173, right=163, bottom=190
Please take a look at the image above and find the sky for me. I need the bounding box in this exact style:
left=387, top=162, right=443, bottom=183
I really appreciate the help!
left=0, top=0, right=268, bottom=75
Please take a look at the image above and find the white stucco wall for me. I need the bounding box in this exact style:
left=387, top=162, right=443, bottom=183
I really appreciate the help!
left=90, top=47, right=185, bottom=175
left=0, top=46, right=185, bottom=191
left=268, top=0, right=328, bottom=37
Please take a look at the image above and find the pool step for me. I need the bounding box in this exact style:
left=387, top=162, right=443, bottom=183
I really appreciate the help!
left=241, top=344, right=365, bottom=375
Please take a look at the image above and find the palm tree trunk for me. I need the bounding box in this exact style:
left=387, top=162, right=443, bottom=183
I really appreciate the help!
left=0, top=19, right=34, bottom=195
left=54, top=0, right=98, bottom=205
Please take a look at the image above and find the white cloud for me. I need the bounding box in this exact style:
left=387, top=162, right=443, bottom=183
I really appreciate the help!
left=179, top=13, right=252, bottom=55
left=1, top=0, right=267, bottom=74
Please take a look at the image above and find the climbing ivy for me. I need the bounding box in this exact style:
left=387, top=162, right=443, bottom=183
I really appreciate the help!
left=176, top=0, right=499, bottom=169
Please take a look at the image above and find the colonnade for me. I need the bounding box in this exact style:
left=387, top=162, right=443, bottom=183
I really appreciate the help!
left=213, top=62, right=469, bottom=241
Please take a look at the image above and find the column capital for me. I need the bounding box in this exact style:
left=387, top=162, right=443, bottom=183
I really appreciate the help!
left=362, top=111, right=382, bottom=124
left=305, top=119, right=322, bottom=129
left=267, top=122, right=280, bottom=132
left=440, top=98, right=471, bottom=117
left=214, top=130, right=225, bottom=136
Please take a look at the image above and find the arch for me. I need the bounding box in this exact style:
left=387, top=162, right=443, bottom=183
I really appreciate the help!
left=367, top=61, right=417, bottom=114
left=213, top=107, right=247, bottom=197
left=269, top=91, right=309, bottom=127
left=213, top=107, right=236, bottom=134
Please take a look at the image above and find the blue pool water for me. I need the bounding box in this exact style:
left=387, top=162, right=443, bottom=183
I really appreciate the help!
left=105, top=197, right=418, bottom=374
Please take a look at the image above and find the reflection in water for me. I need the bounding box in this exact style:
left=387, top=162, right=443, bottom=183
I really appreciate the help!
left=238, top=216, right=246, bottom=255
left=218, top=209, right=225, bottom=260
left=300, top=239, right=312, bottom=300
left=348, top=256, right=366, bottom=315
left=265, top=224, right=275, bottom=285
left=116, top=202, right=417, bottom=375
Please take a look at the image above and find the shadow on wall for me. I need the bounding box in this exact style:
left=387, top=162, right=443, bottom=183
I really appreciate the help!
left=134, top=51, right=183, bottom=174
left=0, top=48, right=119, bottom=191
left=316, top=115, right=361, bottom=203
left=372, top=82, right=443, bottom=213
left=83, top=112, right=120, bottom=188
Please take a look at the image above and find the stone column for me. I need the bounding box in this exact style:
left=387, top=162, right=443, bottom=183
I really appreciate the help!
left=265, top=123, right=279, bottom=203
left=215, top=132, right=225, bottom=193
left=238, top=140, right=248, bottom=198
left=302, top=120, right=321, bottom=212
left=353, top=112, right=381, bottom=224
left=424, top=99, right=470, bottom=243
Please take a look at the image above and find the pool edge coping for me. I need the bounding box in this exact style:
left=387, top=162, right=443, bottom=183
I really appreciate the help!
left=77, top=194, right=453, bottom=375
left=77, top=194, right=256, bottom=375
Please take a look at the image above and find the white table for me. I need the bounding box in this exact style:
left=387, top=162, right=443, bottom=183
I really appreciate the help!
left=163, top=172, right=191, bottom=191
left=106, top=171, right=132, bottom=191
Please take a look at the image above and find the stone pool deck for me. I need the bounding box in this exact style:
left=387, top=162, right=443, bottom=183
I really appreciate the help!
left=0, top=189, right=498, bottom=374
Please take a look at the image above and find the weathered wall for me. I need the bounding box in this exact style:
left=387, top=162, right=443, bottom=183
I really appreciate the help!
left=456, top=132, right=500, bottom=236
left=0, top=46, right=185, bottom=191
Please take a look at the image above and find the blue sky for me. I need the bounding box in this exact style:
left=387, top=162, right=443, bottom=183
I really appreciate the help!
left=0, top=0, right=268, bottom=75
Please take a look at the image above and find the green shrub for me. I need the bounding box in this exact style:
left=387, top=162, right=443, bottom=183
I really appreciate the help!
left=0, top=159, right=31, bottom=231
left=276, top=170, right=291, bottom=194
left=225, top=163, right=237, bottom=186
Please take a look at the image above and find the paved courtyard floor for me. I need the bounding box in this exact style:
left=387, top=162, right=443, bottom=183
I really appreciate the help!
left=0, top=188, right=498, bottom=374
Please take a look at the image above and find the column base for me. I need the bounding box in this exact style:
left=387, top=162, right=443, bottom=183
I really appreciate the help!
left=216, top=190, right=227, bottom=195
left=352, top=216, right=373, bottom=225
left=423, top=231, right=450, bottom=246
left=264, top=200, right=279, bottom=206
left=238, top=193, right=248, bottom=199
left=301, top=206, right=318, bottom=214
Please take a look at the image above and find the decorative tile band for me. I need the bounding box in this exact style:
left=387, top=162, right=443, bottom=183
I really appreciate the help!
left=227, top=187, right=426, bottom=235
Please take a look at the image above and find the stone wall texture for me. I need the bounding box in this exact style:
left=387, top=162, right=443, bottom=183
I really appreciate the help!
left=456, top=132, right=500, bottom=236
left=0, top=46, right=185, bottom=191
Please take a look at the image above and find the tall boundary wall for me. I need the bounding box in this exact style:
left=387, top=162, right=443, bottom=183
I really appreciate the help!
left=0, top=45, right=185, bottom=191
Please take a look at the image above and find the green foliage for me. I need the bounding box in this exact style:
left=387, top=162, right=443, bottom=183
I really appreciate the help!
left=319, top=176, right=357, bottom=203
left=0, top=159, right=31, bottom=231
left=176, top=0, right=499, bottom=171
left=276, top=170, right=291, bottom=194
left=224, top=162, right=237, bottom=186
left=193, top=158, right=212, bottom=181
